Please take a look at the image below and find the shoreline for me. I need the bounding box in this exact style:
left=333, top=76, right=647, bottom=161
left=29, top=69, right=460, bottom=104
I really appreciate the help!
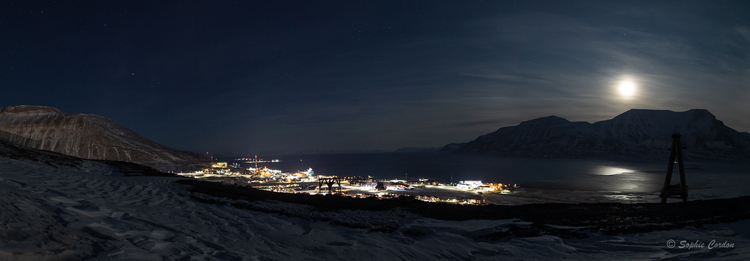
left=178, top=178, right=750, bottom=236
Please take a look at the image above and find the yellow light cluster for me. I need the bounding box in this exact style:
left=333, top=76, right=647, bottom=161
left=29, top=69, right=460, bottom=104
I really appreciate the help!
left=211, top=162, right=228, bottom=168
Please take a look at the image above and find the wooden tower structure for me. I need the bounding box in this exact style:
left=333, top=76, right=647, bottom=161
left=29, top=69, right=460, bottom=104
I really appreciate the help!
left=660, top=133, right=688, bottom=203
left=318, top=177, right=342, bottom=195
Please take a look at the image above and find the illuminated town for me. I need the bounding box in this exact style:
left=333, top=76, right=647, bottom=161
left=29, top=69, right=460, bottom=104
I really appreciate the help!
left=176, top=159, right=518, bottom=205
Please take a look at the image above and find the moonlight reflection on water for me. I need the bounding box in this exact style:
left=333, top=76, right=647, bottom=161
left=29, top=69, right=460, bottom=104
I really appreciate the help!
left=593, top=166, right=635, bottom=175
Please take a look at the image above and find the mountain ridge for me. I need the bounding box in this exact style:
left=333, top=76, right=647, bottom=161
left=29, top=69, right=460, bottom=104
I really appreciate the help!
left=442, top=109, right=750, bottom=161
left=0, top=105, right=208, bottom=171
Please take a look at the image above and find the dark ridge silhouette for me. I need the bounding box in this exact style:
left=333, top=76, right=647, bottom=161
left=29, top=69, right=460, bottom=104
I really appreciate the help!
left=443, top=109, right=750, bottom=161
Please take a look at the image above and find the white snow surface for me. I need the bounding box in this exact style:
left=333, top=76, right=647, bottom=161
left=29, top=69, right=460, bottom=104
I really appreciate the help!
left=1, top=156, right=749, bottom=260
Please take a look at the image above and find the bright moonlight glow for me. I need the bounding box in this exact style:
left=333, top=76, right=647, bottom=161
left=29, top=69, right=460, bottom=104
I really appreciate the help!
left=618, top=81, right=636, bottom=97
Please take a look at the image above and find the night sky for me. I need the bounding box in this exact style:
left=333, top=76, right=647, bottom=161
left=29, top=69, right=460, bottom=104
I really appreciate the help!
left=2, top=1, right=749, bottom=155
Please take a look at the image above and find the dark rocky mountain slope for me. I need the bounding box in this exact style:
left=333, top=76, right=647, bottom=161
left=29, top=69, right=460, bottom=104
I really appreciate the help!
left=442, top=109, right=750, bottom=161
left=0, top=105, right=207, bottom=171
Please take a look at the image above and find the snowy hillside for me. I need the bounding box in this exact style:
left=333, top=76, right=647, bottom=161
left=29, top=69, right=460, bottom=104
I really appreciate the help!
left=444, top=109, right=750, bottom=161
left=2, top=137, right=750, bottom=260
left=0, top=105, right=207, bottom=171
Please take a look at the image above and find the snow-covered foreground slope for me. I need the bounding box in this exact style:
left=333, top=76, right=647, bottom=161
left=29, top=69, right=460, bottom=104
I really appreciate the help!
left=2, top=156, right=749, bottom=260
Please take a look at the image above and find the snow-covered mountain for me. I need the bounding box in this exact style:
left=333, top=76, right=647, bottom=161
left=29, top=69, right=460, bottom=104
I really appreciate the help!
left=443, top=109, right=750, bottom=161
left=0, top=105, right=207, bottom=171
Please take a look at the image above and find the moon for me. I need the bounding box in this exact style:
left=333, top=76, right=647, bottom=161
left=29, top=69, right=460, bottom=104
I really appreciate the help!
left=618, top=81, right=636, bottom=97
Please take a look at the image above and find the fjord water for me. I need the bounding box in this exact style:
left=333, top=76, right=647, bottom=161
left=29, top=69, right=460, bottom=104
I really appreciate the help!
left=228, top=153, right=749, bottom=193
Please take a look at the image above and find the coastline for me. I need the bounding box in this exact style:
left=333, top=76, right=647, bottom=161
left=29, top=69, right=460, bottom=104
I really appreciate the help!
left=178, top=178, right=750, bottom=234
